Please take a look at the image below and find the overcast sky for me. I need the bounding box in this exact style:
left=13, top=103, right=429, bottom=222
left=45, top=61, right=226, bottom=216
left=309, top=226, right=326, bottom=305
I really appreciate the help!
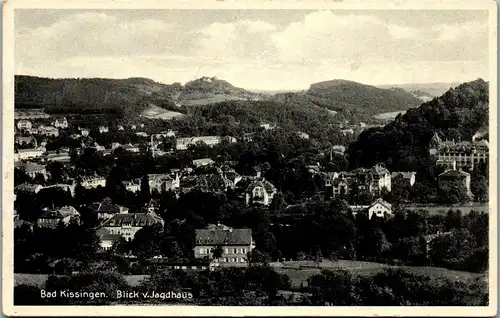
left=15, top=9, right=490, bottom=90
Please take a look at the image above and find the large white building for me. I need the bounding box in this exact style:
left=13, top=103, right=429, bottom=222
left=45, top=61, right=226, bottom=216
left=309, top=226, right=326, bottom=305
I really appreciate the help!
left=429, top=132, right=489, bottom=170
left=101, top=210, right=164, bottom=242
left=14, top=148, right=45, bottom=161
left=175, top=136, right=236, bottom=150
left=80, top=176, right=106, bottom=189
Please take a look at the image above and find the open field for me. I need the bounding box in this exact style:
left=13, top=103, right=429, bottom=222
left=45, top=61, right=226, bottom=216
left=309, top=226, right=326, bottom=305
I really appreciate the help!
left=140, top=104, right=186, bottom=120
left=400, top=203, right=488, bottom=216
left=271, top=260, right=485, bottom=289
left=15, top=260, right=485, bottom=291
left=14, top=274, right=149, bottom=288
left=373, top=110, right=407, bottom=120
left=179, top=94, right=247, bottom=106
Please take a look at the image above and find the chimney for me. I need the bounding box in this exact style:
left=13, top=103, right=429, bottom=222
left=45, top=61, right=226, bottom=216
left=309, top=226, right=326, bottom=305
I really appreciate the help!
left=452, top=160, right=456, bottom=171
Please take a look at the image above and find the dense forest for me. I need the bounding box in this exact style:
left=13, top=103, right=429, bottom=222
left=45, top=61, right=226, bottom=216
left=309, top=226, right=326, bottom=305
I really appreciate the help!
left=347, top=79, right=489, bottom=173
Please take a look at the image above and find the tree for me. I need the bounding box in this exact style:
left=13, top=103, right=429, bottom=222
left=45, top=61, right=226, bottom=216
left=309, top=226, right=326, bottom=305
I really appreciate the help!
left=131, top=223, right=164, bottom=260
left=140, top=174, right=151, bottom=205
left=308, top=270, right=357, bottom=305
left=212, top=245, right=224, bottom=261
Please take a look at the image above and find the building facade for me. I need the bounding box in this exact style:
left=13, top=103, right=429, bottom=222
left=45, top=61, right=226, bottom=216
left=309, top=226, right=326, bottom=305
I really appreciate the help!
left=194, top=223, right=255, bottom=265
left=244, top=179, right=277, bottom=206
left=102, top=211, right=164, bottom=242
left=429, top=132, right=489, bottom=170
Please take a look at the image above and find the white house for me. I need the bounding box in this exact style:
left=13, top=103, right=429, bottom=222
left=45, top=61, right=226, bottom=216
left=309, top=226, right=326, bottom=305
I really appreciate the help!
left=17, top=120, right=33, bottom=130
left=52, top=117, right=69, bottom=129
left=98, top=126, right=109, bottom=133
left=244, top=179, right=277, bottom=206
left=102, top=211, right=164, bottom=242
left=192, top=158, right=216, bottom=167
left=80, top=128, right=90, bottom=137
left=38, top=125, right=59, bottom=137
left=367, top=198, right=393, bottom=220
left=80, top=176, right=106, bottom=189
left=14, top=148, right=45, bottom=161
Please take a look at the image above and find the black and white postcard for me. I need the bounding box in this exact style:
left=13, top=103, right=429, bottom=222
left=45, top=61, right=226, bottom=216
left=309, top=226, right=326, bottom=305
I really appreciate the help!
left=2, top=0, right=497, bottom=316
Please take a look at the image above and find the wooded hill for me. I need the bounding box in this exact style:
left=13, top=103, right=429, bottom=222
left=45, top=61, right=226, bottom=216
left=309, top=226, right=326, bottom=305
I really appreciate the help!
left=347, top=79, right=489, bottom=173
left=15, top=75, right=423, bottom=123
left=271, top=79, right=423, bottom=122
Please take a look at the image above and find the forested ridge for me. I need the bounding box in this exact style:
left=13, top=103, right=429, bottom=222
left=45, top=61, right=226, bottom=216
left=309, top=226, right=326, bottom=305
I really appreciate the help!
left=347, top=79, right=489, bottom=173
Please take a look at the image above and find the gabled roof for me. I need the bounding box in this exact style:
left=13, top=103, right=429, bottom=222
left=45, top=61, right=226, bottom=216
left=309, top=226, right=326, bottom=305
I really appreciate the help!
left=391, top=171, right=416, bottom=179
left=370, top=198, right=392, bottom=210
left=195, top=224, right=252, bottom=246
left=245, top=179, right=276, bottom=194
left=89, top=200, right=124, bottom=215
left=102, top=212, right=164, bottom=227
left=23, top=162, right=46, bottom=173
left=39, top=206, right=79, bottom=219
left=96, top=227, right=121, bottom=242
left=438, top=169, right=470, bottom=178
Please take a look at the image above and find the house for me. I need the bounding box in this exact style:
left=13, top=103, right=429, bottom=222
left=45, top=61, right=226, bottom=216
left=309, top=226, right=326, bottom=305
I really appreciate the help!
left=80, top=176, right=106, bottom=189
left=123, top=179, right=141, bottom=193
left=102, top=211, right=164, bottom=242
left=117, top=125, right=124, bottom=131
left=43, top=183, right=76, bottom=196
left=420, top=231, right=453, bottom=257
left=15, top=183, right=43, bottom=194
left=96, top=227, right=122, bottom=251
left=46, top=151, right=71, bottom=163
left=52, top=117, right=69, bottom=129
left=244, top=179, right=277, bottom=206
left=346, top=164, right=391, bottom=194
left=136, top=132, right=148, bottom=138
left=22, top=162, right=47, bottom=179
left=331, top=177, right=356, bottom=197
left=323, top=172, right=341, bottom=188
left=194, top=223, right=256, bottom=265
left=331, top=145, right=346, bottom=155
left=438, top=167, right=473, bottom=198
left=89, top=198, right=129, bottom=220
left=14, top=148, right=45, bottom=161
left=80, top=128, right=89, bottom=137
left=15, top=135, right=37, bottom=146
left=367, top=198, right=393, bottom=220
left=259, top=123, right=276, bottom=131
left=192, top=158, right=216, bottom=167
left=122, top=144, right=140, bottom=153
left=98, top=126, right=109, bottom=134
left=341, top=129, right=354, bottom=136
left=180, top=173, right=232, bottom=194
left=391, top=171, right=416, bottom=187
left=297, top=132, right=310, bottom=139
left=36, top=206, right=80, bottom=229
left=38, top=125, right=59, bottom=137
left=148, top=174, right=180, bottom=193
left=17, top=120, right=32, bottom=130
left=175, top=136, right=236, bottom=150
left=111, top=142, right=122, bottom=150
left=349, top=198, right=392, bottom=220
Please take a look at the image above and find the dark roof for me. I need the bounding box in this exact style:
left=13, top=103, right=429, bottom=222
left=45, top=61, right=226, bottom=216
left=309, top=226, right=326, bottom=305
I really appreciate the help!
left=102, top=212, right=164, bottom=227
left=195, top=225, right=252, bottom=246
left=89, top=201, right=122, bottom=215
left=39, top=206, right=79, bottom=219
left=245, top=179, right=276, bottom=194
left=438, top=169, right=470, bottom=178
left=96, top=227, right=121, bottom=241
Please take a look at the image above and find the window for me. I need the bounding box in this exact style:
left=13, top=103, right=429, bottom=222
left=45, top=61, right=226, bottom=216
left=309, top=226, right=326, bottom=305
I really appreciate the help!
left=233, top=248, right=237, bottom=254
left=242, top=248, right=247, bottom=254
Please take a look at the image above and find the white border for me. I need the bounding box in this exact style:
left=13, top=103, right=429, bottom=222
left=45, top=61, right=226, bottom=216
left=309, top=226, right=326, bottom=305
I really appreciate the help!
left=2, top=0, right=498, bottom=316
